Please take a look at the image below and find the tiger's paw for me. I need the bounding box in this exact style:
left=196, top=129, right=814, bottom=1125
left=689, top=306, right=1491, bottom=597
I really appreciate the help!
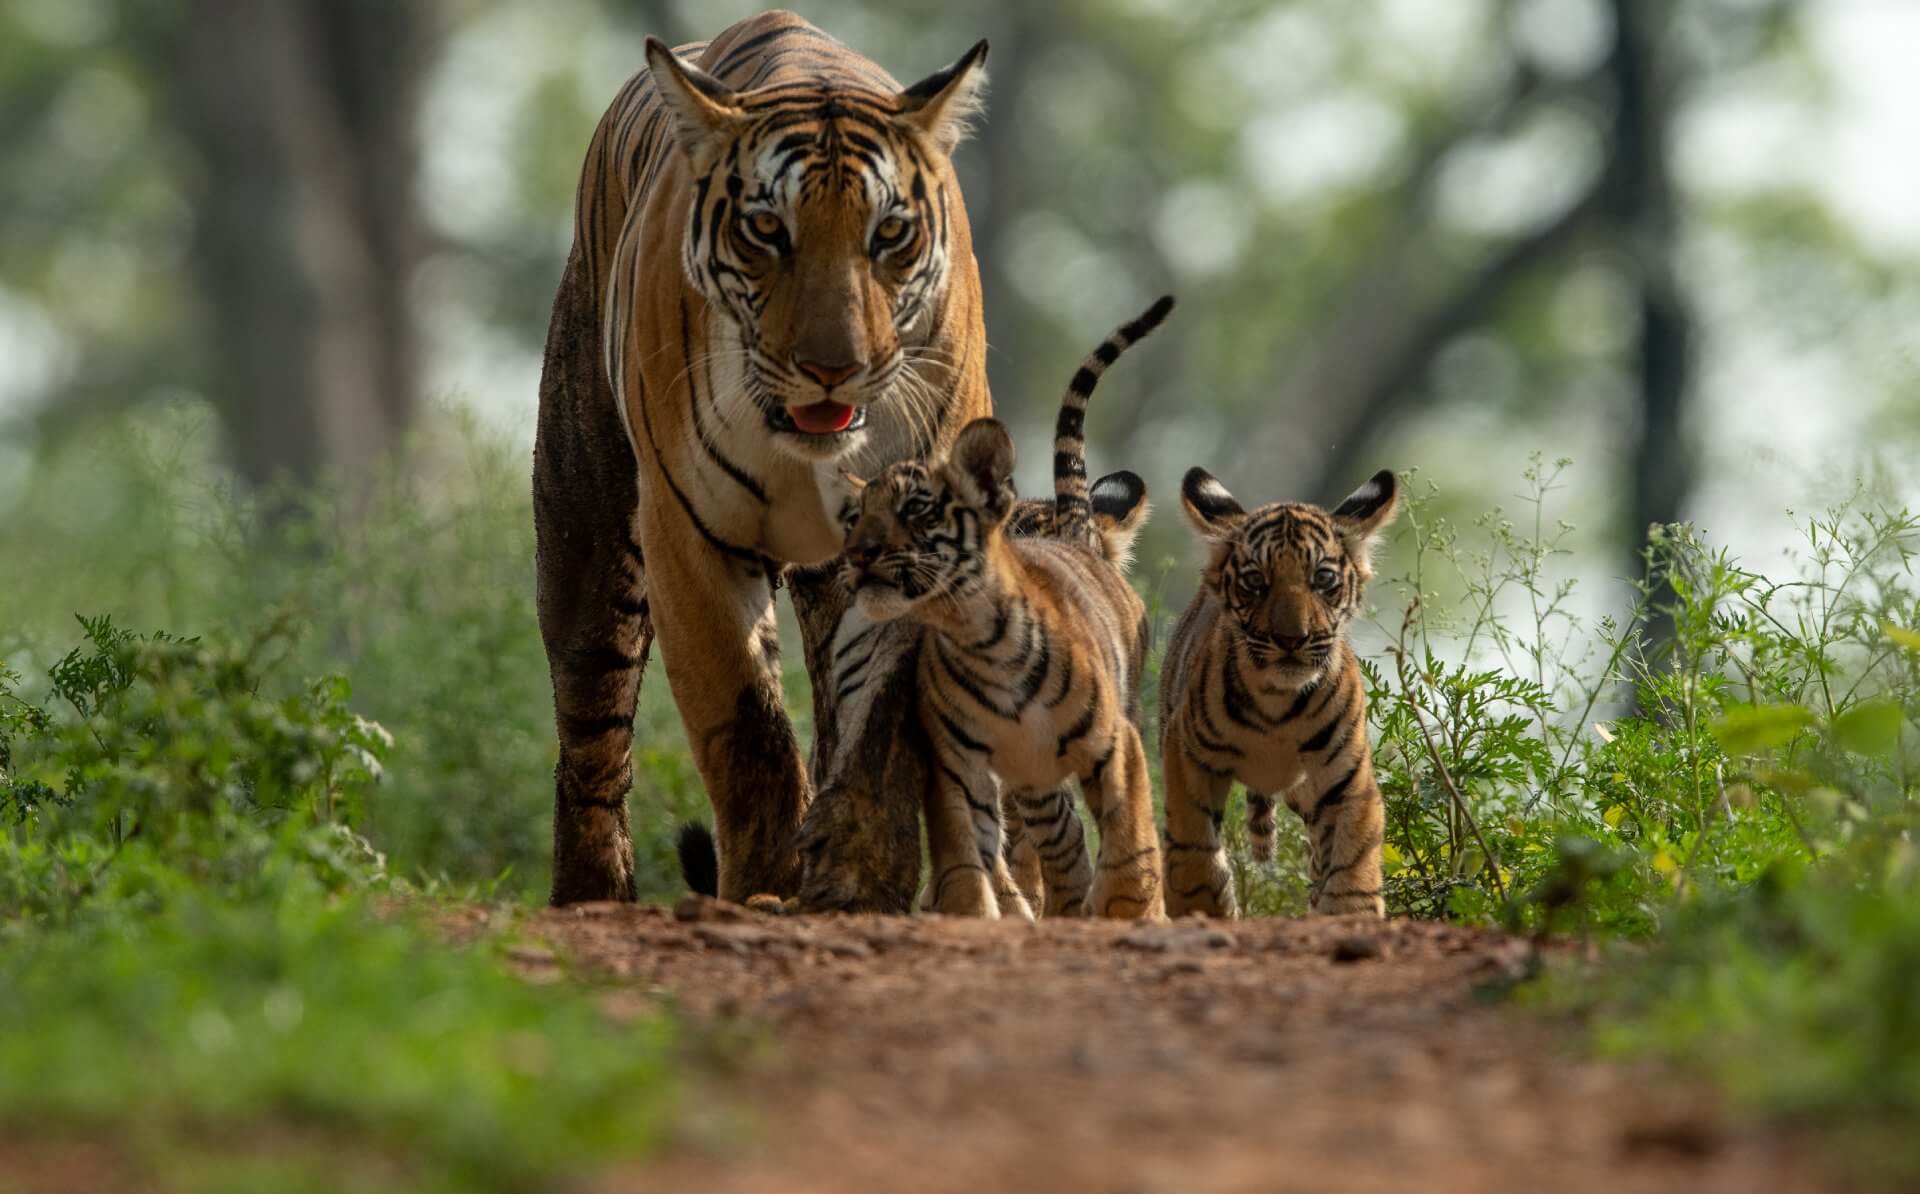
left=744, top=893, right=799, bottom=916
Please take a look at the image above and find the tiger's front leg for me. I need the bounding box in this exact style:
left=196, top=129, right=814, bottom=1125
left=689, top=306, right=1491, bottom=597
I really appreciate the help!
left=1161, top=745, right=1236, bottom=918
left=644, top=520, right=811, bottom=902
left=1000, top=788, right=1046, bottom=911
left=789, top=566, right=930, bottom=913
left=1010, top=785, right=1090, bottom=916
left=1291, top=755, right=1387, bottom=917
left=1080, top=726, right=1165, bottom=920
left=920, top=720, right=1001, bottom=918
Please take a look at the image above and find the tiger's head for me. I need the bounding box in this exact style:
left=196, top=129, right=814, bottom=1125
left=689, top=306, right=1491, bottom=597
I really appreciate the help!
left=843, top=420, right=1150, bottom=623
left=841, top=419, right=1016, bottom=623
left=646, top=36, right=988, bottom=459
left=1180, top=468, right=1400, bottom=687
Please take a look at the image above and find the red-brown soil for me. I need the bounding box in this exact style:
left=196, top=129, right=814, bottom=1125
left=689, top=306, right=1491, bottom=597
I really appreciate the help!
left=523, top=901, right=1840, bottom=1194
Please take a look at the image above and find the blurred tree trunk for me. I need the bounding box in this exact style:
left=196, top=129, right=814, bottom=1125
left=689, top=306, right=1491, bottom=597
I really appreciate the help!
left=966, top=3, right=1052, bottom=411
left=1608, top=0, right=1695, bottom=573
left=167, top=0, right=426, bottom=490
left=1281, top=1, right=1697, bottom=580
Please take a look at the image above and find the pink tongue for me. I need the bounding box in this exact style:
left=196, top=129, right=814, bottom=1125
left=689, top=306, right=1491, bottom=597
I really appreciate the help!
left=787, top=400, right=856, bottom=435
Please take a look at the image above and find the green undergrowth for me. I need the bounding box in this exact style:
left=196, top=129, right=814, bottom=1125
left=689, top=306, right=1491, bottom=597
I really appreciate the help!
left=1334, top=456, right=1916, bottom=1156
left=0, top=611, right=675, bottom=1191
left=1, top=402, right=719, bottom=900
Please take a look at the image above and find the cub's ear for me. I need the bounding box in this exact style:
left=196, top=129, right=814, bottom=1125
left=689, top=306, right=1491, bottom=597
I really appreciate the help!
left=1331, top=469, right=1400, bottom=567
left=646, top=37, right=743, bottom=170
left=897, top=39, right=989, bottom=154
left=1180, top=467, right=1245, bottom=539
left=946, top=418, right=1016, bottom=523
left=1090, top=470, right=1150, bottom=573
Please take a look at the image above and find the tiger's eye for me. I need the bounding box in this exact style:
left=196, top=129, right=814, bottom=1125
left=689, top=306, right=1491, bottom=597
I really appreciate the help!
left=745, top=211, right=784, bottom=240
left=1313, top=565, right=1339, bottom=591
left=873, top=216, right=907, bottom=247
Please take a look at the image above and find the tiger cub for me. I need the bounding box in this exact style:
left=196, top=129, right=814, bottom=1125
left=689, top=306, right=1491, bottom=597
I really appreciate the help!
left=842, top=300, right=1172, bottom=919
left=1159, top=467, right=1400, bottom=918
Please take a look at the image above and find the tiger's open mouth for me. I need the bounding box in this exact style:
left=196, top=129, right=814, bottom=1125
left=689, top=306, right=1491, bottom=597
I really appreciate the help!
left=768, top=400, right=869, bottom=437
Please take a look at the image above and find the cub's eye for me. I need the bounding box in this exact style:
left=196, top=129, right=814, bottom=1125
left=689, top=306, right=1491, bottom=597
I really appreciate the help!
left=741, top=211, right=786, bottom=247
left=1313, top=565, right=1340, bottom=592
left=899, top=495, right=932, bottom=520
left=871, top=215, right=909, bottom=253
left=1235, top=572, right=1266, bottom=600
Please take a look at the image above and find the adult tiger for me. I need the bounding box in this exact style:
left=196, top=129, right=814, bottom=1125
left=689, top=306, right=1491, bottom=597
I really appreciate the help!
left=533, top=11, right=992, bottom=905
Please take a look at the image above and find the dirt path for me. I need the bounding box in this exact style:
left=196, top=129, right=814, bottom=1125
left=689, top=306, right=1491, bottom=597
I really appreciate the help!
left=524, top=902, right=1837, bottom=1194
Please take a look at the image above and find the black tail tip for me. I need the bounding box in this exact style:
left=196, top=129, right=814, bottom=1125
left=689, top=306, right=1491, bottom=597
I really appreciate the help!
left=1124, top=294, right=1176, bottom=340
left=675, top=821, right=719, bottom=897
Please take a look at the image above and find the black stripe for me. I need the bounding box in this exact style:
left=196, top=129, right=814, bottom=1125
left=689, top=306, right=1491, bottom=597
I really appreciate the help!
left=834, top=625, right=879, bottom=662
left=1311, top=766, right=1360, bottom=820
left=933, top=707, right=990, bottom=754
left=564, top=645, right=641, bottom=676
left=1220, top=650, right=1260, bottom=730
left=936, top=759, right=997, bottom=818
left=685, top=302, right=769, bottom=503
left=1011, top=626, right=1052, bottom=707
left=559, top=710, right=633, bottom=741
left=935, top=643, right=1008, bottom=717
left=1056, top=703, right=1097, bottom=757
left=1086, top=743, right=1116, bottom=785
left=1044, top=649, right=1076, bottom=708
left=1276, top=686, right=1315, bottom=722
left=967, top=601, right=1011, bottom=652
left=1299, top=716, right=1339, bottom=753
left=712, top=23, right=831, bottom=77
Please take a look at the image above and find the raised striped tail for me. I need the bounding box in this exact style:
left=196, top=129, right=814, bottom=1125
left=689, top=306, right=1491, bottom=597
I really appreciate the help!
left=1053, top=295, right=1175, bottom=540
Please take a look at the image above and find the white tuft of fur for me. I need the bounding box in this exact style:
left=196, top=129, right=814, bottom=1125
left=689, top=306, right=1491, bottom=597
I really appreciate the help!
left=1094, top=499, right=1150, bottom=575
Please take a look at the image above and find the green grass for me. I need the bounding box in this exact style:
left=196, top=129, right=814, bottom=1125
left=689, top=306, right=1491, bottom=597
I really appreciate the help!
left=0, top=590, right=677, bottom=1190
left=0, top=896, right=675, bottom=1192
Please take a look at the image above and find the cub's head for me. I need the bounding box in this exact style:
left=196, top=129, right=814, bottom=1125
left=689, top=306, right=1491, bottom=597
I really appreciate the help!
left=1180, top=468, right=1399, bottom=685
left=842, top=418, right=1015, bottom=622
left=646, top=36, right=988, bottom=459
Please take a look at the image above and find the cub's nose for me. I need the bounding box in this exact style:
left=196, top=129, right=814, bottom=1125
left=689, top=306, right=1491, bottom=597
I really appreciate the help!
left=795, top=357, right=862, bottom=389
left=844, top=544, right=876, bottom=571
left=1270, top=633, right=1309, bottom=652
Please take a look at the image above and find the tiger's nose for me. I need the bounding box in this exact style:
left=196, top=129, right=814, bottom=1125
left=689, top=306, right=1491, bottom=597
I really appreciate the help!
left=1270, top=633, right=1309, bottom=652
left=844, top=543, right=875, bottom=571
left=795, top=357, right=862, bottom=389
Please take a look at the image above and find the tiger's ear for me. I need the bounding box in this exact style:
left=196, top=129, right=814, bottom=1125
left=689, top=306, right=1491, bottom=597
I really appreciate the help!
left=1091, top=470, right=1150, bottom=572
left=1331, top=469, right=1399, bottom=567
left=646, top=37, right=743, bottom=170
left=1180, top=467, right=1246, bottom=540
left=945, top=418, right=1016, bottom=524
left=897, top=40, right=989, bottom=155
